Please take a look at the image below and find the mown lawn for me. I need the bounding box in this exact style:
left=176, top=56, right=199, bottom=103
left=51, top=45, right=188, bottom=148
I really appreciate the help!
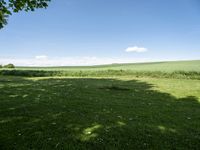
left=0, top=76, right=200, bottom=149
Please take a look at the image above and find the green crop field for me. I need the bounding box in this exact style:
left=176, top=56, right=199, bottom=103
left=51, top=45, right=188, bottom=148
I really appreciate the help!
left=16, top=60, right=200, bottom=72
left=0, top=60, right=200, bottom=149
left=1, top=60, right=200, bottom=79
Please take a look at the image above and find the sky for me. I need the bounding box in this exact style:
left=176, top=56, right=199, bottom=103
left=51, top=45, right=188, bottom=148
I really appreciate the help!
left=0, top=0, right=200, bottom=66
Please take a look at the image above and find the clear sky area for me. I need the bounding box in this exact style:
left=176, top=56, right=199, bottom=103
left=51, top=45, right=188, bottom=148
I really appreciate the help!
left=0, top=0, right=200, bottom=66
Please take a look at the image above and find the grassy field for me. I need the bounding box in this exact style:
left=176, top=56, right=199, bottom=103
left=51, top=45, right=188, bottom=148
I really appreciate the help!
left=1, top=60, right=200, bottom=79
left=0, top=76, right=200, bottom=149
left=15, top=60, right=200, bottom=72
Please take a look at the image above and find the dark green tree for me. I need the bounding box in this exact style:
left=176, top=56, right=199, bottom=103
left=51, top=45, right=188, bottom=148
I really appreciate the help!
left=0, top=0, right=51, bottom=29
left=3, top=63, right=15, bottom=68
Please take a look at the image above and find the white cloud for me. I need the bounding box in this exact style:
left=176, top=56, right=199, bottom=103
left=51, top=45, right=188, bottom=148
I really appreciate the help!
left=125, top=46, right=148, bottom=52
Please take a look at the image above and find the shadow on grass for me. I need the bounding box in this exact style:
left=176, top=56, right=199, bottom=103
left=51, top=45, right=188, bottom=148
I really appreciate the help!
left=0, top=77, right=200, bottom=149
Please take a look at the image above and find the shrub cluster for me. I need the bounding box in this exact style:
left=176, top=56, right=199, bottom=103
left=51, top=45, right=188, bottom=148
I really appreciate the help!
left=0, top=69, right=199, bottom=80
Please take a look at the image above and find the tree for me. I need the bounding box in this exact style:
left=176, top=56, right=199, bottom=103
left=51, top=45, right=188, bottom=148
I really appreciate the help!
left=0, top=0, right=51, bottom=29
left=4, top=63, right=15, bottom=68
left=0, top=64, right=2, bottom=68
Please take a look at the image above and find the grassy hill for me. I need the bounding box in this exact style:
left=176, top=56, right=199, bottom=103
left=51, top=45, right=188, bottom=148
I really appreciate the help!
left=1, top=60, right=200, bottom=79
left=16, top=60, right=200, bottom=72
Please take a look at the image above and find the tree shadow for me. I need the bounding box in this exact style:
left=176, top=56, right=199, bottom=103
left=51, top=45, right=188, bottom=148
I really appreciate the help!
left=0, top=77, right=200, bottom=149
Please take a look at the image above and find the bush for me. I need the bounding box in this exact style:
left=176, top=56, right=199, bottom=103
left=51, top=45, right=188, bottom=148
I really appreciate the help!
left=3, top=64, right=15, bottom=68
left=0, top=69, right=200, bottom=80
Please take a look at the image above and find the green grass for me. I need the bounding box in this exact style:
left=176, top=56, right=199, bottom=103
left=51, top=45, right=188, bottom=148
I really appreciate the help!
left=1, top=60, right=200, bottom=149
left=1, top=60, right=200, bottom=79
left=0, top=76, right=200, bottom=149
left=1, top=69, right=200, bottom=80
left=15, top=60, right=200, bottom=72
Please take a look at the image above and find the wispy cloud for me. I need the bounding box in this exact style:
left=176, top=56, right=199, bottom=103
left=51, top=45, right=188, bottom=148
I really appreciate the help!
left=35, top=55, right=48, bottom=60
left=0, top=56, right=152, bottom=66
left=125, top=46, right=148, bottom=52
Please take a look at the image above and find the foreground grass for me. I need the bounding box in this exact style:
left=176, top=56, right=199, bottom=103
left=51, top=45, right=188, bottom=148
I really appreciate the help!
left=0, top=76, right=200, bottom=149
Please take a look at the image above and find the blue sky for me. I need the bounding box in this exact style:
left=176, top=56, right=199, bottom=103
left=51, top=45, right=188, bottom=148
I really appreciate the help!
left=0, top=0, right=200, bottom=66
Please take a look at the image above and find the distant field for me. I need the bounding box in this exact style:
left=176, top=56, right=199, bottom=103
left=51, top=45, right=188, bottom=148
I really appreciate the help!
left=1, top=60, right=199, bottom=79
left=15, top=60, right=200, bottom=72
